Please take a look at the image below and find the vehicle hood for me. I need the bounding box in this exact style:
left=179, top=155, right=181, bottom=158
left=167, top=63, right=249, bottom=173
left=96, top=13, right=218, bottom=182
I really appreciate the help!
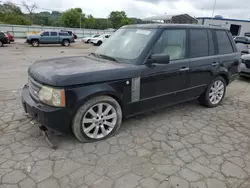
left=27, top=34, right=40, bottom=39
left=28, top=56, right=140, bottom=87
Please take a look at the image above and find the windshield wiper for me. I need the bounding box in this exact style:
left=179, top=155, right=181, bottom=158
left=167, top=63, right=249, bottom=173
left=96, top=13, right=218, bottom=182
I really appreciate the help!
left=98, top=54, right=117, bottom=62
left=90, top=53, right=118, bottom=62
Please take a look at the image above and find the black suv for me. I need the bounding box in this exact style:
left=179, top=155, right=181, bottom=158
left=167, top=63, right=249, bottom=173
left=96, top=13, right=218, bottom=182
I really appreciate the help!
left=0, top=31, right=9, bottom=47
left=21, top=24, right=240, bottom=142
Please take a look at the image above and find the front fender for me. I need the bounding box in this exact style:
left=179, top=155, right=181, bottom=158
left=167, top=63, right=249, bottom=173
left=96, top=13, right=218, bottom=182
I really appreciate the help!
left=66, top=83, right=123, bottom=112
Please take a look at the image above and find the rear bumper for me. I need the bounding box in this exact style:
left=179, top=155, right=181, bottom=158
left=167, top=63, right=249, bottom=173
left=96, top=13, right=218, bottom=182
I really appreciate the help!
left=21, top=85, right=73, bottom=134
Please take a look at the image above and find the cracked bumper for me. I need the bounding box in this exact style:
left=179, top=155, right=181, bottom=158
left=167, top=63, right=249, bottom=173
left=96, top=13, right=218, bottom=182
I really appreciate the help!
left=21, top=85, right=72, bottom=133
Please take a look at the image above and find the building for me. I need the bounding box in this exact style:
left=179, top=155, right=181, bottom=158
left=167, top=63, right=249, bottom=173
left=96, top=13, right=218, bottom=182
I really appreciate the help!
left=196, top=16, right=250, bottom=37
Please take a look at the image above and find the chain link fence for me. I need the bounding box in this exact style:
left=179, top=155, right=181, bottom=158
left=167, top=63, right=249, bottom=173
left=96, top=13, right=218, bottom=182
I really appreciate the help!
left=0, top=24, right=115, bottom=38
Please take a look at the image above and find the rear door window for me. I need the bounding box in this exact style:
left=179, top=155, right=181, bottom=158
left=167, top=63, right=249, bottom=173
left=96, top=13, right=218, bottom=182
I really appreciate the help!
left=51, top=32, right=58, bottom=36
left=189, top=29, right=209, bottom=58
left=216, top=30, right=234, bottom=54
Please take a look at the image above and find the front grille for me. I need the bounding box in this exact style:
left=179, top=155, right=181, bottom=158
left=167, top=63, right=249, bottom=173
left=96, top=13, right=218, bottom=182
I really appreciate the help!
left=29, top=76, right=42, bottom=101
left=244, top=60, right=250, bottom=69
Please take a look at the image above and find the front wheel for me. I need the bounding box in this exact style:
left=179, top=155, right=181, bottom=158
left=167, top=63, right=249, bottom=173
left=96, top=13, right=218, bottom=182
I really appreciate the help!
left=62, top=39, right=70, bottom=47
left=31, top=40, right=39, bottom=47
left=199, top=76, right=226, bottom=108
left=0, top=40, right=3, bottom=47
left=72, top=96, right=122, bottom=142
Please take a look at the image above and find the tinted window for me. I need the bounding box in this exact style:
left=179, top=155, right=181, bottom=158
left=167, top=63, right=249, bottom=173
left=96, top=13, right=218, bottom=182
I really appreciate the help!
left=59, top=32, right=69, bottom=36
left=105, top=35, right=110, bottom=38
left=42, top=32, right=49, bottom=36
left=216, top=30, right=234, bottom=54
left=152, top=29, right=186, bottom=60
left=0, top=32, right=4, bottom=37
left=208, top=30, right=215, bottom=55
left=190, top=29, right=209, bottom=58
left=51, top=32, right=57, bottom=36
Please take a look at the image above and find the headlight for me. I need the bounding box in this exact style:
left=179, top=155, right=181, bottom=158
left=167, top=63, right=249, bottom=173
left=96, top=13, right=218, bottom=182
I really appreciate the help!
left=39, top=86, right=65, bottom=107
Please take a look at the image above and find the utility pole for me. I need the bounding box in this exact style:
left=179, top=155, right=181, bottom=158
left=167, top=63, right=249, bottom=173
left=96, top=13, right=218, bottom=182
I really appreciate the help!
left=212, top=0, right=217, bottom=18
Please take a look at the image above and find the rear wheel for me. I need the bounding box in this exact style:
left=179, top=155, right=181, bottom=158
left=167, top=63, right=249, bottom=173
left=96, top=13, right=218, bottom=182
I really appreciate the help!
left=62, top=39, right=70, bottom=47
left=0, top=40, right=3, bottom=47
left=72, top=96, right=122, bottom=142
left=31, top=40, right=39, bottom=47
left=199, top=76, right=226, bottom=108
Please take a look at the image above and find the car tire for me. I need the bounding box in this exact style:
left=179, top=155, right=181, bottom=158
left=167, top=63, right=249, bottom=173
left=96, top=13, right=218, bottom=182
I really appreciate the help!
left=72, top=96, right=122, bottom=143
left=0, top=40, right=3, bottom=47
left=62, top=39, right=70, bottom=47
left=97, top=41, right=102, bottom=46
left=199, top=76, right=226, bottom=108
left=87, top=39, right=90, bottom=43
left=31, top=40, right=39, bottom=47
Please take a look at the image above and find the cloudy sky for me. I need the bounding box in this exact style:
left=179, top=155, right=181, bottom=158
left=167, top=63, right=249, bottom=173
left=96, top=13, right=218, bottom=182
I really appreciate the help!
left=7, top=0, right=250, bottom=19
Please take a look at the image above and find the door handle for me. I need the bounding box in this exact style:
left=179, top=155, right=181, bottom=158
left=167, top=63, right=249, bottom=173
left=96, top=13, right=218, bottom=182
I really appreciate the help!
left=212, top=62, right=219, bottom=66
left=179, top=67, right=189, bottom=71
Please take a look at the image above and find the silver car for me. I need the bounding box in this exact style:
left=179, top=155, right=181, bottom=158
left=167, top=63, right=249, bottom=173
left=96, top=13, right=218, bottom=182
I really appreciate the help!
left=240, top=54, right=250, bottom=77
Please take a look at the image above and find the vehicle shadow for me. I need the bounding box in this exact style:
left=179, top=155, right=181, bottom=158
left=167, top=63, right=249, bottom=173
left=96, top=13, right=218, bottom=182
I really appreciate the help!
left=238, top=76, right=250, bottom=83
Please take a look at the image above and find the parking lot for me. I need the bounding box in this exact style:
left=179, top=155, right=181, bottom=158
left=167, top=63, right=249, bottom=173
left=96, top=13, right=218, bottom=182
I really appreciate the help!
left=1, top=40, right=250, bottom=188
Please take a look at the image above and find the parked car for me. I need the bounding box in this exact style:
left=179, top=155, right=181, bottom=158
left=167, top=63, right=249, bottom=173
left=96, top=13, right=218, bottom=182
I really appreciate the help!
left=4, top=31, right=14, bottom=43
left=26, top=31, right=73, bottom=47
left=240, top=54, right=250, bottom=77
left=21, top=24, right=240, bottom=142
left=0, top=31, right=9, bottom=47
left=236, top=42, right=249, bottom=54
left=91, top=34, right=111, bottom=46
left=234, top=36, right=250, bottom=44
left=82, top=34, right=100, bottom=43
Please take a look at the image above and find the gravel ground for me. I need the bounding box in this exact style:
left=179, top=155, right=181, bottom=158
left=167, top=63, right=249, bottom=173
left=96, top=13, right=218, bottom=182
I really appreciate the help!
left=1, top=40, right=250, bottom=188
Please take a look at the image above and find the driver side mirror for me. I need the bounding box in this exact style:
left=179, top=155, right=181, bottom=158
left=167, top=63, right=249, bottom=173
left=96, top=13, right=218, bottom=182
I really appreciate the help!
left=147, top=54, right=170, bottom=65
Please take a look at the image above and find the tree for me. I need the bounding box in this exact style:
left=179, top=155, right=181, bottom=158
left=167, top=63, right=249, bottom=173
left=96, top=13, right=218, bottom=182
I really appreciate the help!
left=83, top=15, right=96, bottom=29
left=4, top=14, right=32, bottom=25
left=0, top=2, right=22, bottom=15
left=61, top=8, right=84, bottom=28
left=109, top=11, right=130, bottom=29
left=22, top=1, right=37, bottom=21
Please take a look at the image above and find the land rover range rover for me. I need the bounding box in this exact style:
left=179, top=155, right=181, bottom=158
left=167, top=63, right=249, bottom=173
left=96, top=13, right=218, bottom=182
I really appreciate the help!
left=21, top=24, right=240, bottom=142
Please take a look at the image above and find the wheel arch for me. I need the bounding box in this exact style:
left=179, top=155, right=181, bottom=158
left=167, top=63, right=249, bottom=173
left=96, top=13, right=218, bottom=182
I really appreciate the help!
left=215, top=71, right=230, bottom=85
left=72, top=87, right=123, bottom=114
left=31, top=38, right=39, bottom=42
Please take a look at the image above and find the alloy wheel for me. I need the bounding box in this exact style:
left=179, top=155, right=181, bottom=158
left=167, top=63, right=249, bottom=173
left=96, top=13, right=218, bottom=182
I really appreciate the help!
left=32, top=41, right=38, bottom=47
left=82, top=103, right=117, bottom=139
left=209, top=80, right=225, bottom=105
left=64, top=40, right=69, bottom=46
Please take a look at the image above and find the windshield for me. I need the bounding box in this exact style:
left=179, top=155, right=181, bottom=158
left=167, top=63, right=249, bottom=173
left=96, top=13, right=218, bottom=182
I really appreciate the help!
left=95, top=28, right=157, bottom=63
